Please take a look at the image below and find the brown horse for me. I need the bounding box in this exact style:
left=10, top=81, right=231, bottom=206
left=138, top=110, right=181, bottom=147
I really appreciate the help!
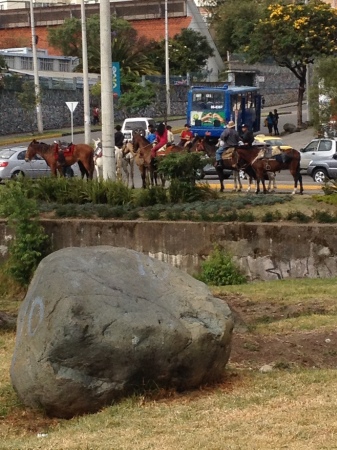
left=131, top=132, right=182, bottom=188
left=233, top=147, right=303, bottom=195
left=26, top=139, right=94, bottom=180
left=194, top=136, right=277, bottom=193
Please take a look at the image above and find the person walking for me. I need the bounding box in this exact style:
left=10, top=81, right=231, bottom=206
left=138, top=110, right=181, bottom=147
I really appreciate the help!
left=273, top=109, right=279, bottom=135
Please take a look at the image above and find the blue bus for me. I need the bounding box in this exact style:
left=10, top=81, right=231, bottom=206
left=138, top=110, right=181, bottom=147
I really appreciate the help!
left=187, top=85, right=261, bottom=138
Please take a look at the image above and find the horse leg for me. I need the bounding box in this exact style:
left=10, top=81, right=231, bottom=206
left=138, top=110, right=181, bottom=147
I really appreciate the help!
left=267, top=172, right=276, bottom=192
left=141, top=167, right=147, bottom=189
left=130, top=161, right=135, bottom=189
left=215, top=165, right=225, bottom=192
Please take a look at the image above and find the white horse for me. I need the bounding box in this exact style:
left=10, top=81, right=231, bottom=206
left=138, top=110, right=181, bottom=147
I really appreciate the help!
left=93, top=138, right=134, bottom=188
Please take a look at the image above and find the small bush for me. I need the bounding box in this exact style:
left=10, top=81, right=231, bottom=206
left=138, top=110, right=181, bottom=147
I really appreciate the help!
left=262, top=210, right=282, bottom=222
left=133, top=187, right=167, bottom=207
left=144, top=208, right=161, bottom=220
left=238, top=211, right=256, bottom=222
left=0, top=182, right=50, bottom=285
left=197, top=246, right=247, bottom=286
left=286, top=211, right=311, bottom=223
left=313, top=210, right=337, bottom=223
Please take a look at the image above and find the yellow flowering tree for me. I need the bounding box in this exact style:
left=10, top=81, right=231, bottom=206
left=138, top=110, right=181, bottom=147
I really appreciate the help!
left=248, top=1, right=337, bottom=127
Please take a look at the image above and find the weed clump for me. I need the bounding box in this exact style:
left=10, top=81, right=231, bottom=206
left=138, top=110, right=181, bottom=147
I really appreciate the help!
left=196, top=246, right=247, bottom=286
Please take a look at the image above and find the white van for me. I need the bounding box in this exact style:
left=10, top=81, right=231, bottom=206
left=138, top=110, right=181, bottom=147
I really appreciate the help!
left=121, top=117, right=156, bottom=141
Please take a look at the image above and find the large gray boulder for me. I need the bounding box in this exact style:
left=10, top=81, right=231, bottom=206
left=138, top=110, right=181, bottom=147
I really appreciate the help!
left=11, top=246, right=233, bottom=418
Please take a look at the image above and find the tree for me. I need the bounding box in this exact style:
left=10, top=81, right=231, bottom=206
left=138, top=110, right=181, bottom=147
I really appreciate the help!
left=146, top=29, right=214, bottom=75
left=16, top=81, right=40, bottom=133
left=211, top=0, right=268, bottom=56
left=48, top=15, right=158, bottom=79
left=309, top=57, right=337, bottom=134
left=247, top=1, right=337, bottom=127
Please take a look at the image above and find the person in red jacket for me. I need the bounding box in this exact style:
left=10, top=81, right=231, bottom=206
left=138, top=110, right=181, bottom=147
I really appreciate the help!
left=178, top=123, right=193, bottom=147
left=151, top=122, right=168, bottom=158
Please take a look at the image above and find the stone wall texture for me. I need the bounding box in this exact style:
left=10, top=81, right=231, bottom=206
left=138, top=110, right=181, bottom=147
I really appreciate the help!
left=1, top=220, right=337, bottom=281
left=0, top=61, right=299, bottom=135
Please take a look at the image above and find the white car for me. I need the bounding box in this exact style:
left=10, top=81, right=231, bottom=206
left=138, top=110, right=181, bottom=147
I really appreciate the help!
left=0, top=146, right=80, bottom=181
left=121, top=117, right=156, bottom=141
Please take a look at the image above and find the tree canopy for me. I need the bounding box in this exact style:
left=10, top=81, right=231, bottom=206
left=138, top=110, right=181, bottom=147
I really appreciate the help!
left=145, top=29, right=214, bottom=76
left=247, top=1, right=337, bottom=126
left=48, top=15, right=159, bottom=79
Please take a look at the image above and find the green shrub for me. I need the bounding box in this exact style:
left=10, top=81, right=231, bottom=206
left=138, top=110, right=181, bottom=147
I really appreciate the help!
left=261, top=210, right=282, bottom=222
left=133, top=186, right=167, bottom=207
left=158, top=152, right=208, bottom=185
left=168, top=180, right=203, bottom=203
left=144, top=208, right=161, bottom=220
left=196, top=246, right=247, bottom=286
left=286, top=211, right=311, bottom=223
left=313, top=210, right=337, bottom=223
left=0, top=182, right=50, bottom=285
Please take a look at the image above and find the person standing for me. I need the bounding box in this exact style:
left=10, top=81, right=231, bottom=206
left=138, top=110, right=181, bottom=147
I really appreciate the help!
left=273, top=109, right=279, bottom=135
left=266, top=111, right=274, bottom=135
left=215, top=121, right=240, bottom=165
left=166, top=125, right=175, bottom=145
left=115, top=124, right=124, bottom=148
left=93, top=106, right=100, bottom=126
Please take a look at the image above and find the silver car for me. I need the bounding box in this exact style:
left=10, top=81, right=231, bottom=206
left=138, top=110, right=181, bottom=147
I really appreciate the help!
left=307, top=154, right=337, bottom=183
left=0, top=146, right=80, bottom=181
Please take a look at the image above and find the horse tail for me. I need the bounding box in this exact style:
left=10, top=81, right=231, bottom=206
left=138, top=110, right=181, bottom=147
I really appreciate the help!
left=78, top=160, right=89, bottom=179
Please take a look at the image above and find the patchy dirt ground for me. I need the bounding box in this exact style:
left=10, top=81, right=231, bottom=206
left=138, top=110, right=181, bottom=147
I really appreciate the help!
left=221, top=295, right=337, bottom=370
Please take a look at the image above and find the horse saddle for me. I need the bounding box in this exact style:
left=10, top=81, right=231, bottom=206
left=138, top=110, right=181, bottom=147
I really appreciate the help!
left=222, top=147, right=235, bottom=160
left=54, top=141, right=74, bottom=164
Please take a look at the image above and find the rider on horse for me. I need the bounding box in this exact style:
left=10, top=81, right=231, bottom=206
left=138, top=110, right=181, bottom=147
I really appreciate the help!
left=150, top=122, right=168, bottom=160
left=215, top=121, right=240, bottom=166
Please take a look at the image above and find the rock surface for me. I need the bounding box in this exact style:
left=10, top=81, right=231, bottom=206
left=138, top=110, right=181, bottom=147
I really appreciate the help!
left=283, top=123, right=297, bottom=133
left=10, top=246, right=233, bottom=418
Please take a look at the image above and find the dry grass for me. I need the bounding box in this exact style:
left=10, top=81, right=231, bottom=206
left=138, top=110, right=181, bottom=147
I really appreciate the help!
left=2, top=279, right=337, bottom=449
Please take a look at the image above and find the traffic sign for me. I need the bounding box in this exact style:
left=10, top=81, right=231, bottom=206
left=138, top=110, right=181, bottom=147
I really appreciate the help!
left=66, top=102, right=78, bottom=113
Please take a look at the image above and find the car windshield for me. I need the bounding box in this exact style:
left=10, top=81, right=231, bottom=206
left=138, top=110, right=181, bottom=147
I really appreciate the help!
left=124, top=121, right=147, bottom=130
left=264, top=139, right=283, bottom=145
left=0, top=149, right=15, bottom=159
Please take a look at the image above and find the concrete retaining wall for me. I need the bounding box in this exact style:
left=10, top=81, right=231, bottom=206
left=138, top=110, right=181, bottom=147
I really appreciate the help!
left=1, top=220, right=337, bottom=281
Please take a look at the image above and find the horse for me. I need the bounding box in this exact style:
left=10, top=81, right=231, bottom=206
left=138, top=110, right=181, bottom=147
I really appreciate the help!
left=26, top=139, right=94, bottom=180
left=233, top=147, right=303, bottom=195
left=194, top=136, right=277, bottom=193
left=93, top=138, right=134, bottom=188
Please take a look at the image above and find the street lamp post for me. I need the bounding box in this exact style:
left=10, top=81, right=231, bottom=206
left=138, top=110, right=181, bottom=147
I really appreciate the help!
left=81, top=0, right=91, bottom=145
left=100, top=0, right=115, bottom=180
left=165, top=0, right=170, bottom=119
left=29, top=0, right=43, bottom=134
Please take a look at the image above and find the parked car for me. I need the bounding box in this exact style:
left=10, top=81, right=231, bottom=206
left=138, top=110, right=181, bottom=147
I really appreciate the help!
left=0, top=146, right=80, bottom=182
left=121, top=117, right=156, bottom=141
left=300, top=138, right=337, bottom=171
left=307, top=154, right=337, bottom=183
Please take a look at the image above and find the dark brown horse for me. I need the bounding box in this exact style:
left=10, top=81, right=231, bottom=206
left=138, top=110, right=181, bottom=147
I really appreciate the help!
left=26, top=139, right=94, bottom=180
left=233, top=147, right=303, bottom=195
left=194, top=136, right=277, bottom=193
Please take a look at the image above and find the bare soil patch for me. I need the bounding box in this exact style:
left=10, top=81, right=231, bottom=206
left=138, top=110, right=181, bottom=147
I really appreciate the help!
left=222, top=294, right=337, bottom=370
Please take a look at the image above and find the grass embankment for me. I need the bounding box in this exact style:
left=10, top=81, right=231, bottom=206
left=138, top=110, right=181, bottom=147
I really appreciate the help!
left=1, top=278, right=337, bottom=449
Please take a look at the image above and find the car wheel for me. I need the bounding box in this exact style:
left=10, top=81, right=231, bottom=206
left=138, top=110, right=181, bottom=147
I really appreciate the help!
left=239, top=169, right=247, bottom=180
left=312, top=168, right=329, bottom=183
left=11, top=170, right=25, bottom=180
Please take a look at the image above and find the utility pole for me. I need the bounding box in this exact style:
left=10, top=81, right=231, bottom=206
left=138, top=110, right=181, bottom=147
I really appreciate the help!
left=165, top=0, right=170, bottom=120
left=305, top=0, right=311, bottom=123
left=81, top=0, right=91, bottom=145
left=30, top=0, right=43, bottom=134
left=100, top=0, right=115, bottom=180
